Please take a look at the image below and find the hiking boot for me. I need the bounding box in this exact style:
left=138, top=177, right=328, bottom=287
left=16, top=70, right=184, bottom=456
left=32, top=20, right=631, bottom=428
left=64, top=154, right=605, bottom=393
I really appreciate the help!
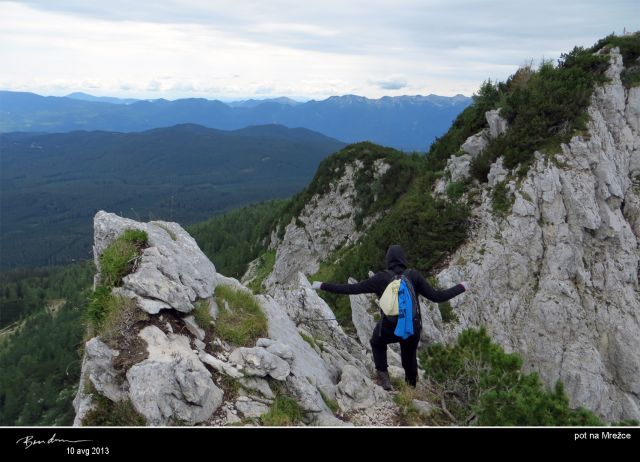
left=376, top=370, right=393, bottom=391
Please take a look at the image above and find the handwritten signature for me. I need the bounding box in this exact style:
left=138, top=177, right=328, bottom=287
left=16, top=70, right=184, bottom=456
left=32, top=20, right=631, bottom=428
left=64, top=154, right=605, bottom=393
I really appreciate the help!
left=16, top=433, right=93, bottom=450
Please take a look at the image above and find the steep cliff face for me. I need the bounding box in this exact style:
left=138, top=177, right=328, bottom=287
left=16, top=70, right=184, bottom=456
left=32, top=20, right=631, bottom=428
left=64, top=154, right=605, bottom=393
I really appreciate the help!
left=433, top=48, right=640, bottom=420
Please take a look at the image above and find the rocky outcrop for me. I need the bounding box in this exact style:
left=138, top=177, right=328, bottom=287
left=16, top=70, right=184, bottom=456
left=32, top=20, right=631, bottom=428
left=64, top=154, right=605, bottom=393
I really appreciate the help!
left=271, top=273, right=373, bottom=381
left=336, top=365, right=388, bottom=411
left=228, top=346, right=291, bottom=380
left=94, top=211, right=217, bottom=314
left=76, top=209, right=404, bottom=427
left=435, top=109, right=508, bottom=194
left=126, top=326, right=223, bottom=425
left=336, top=365, right=398, bottom=425
left=83, top=338, right=128, bottom=403
left=263, top=159, right=390, bottom=287
left=434, top=48, right=640, bottom=421
left=72, top=338, right=126, bottom=426
left=348, top=277, right=378, bottom=349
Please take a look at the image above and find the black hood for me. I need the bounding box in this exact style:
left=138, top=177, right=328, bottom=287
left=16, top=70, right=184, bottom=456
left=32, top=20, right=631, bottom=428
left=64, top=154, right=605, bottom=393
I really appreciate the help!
left=385, top=245, right=408, bottom=273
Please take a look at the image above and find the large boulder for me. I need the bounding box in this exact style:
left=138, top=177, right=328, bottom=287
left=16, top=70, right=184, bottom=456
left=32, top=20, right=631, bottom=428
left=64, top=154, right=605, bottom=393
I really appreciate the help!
left=348, top=277, right=378, bottom=349
left=93, top=211, right=216, bottom=314
left=228, top=347, right=291, bottom=381
left=84, top=337, right=128, bottom=403
left=336, top=365, right=387, bottom=411
left=257, top=294, right=336, bottom=400
left=126, top=326, right=223, bottom=425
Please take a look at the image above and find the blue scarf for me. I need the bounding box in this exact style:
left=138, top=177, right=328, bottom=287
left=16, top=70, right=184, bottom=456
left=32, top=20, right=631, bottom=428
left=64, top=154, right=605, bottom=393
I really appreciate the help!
left=394, top=279, right=414, bottom=339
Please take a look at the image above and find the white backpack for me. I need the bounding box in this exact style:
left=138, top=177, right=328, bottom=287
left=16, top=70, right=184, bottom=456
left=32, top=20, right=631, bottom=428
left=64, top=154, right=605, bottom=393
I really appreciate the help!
left=379, top=278, right=402, bottom=316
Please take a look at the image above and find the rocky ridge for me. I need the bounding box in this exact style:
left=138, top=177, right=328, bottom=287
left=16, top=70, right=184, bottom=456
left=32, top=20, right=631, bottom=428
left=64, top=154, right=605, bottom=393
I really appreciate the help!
left=432, top=47, right=640, bottom=421
left=74, top=211, right=408, bottom=426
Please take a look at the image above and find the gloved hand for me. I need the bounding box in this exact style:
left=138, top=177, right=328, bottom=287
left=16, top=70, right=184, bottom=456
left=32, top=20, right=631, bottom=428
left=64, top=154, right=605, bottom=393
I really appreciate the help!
left=311, top=281, right=323, bottom=290
left=460, top=281, right=470, bottom=291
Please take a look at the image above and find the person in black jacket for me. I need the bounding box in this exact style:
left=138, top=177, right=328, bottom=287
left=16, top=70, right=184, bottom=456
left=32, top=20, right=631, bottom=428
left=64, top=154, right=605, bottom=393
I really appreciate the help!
left=312, top=244, right=468, bottom=390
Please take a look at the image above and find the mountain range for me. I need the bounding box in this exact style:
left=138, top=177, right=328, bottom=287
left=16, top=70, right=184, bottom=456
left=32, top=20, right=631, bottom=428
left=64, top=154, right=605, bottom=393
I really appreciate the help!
left=0, top=91, right=471, bottom=151
left=0, top=124, right=345, bottom=269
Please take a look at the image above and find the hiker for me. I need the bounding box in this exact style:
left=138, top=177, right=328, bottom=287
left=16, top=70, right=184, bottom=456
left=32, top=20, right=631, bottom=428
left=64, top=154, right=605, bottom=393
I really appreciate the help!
left=311, top=244, right=468, bottom=390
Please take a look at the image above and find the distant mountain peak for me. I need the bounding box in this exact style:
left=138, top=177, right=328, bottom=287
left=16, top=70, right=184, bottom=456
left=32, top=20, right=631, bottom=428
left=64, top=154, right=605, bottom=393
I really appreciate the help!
left=65, top=92, right=139, bottom=105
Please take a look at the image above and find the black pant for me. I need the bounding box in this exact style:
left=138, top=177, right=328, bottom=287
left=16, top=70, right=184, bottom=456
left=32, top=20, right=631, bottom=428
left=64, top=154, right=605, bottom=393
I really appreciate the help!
left=370, top=316, right=421, bottom=386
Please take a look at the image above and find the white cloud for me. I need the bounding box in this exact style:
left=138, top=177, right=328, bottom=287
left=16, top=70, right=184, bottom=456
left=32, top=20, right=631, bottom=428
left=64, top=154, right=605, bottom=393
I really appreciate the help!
left=370, top=76, right=409, bottom=90
left=1, top=1, right=637, bottom=99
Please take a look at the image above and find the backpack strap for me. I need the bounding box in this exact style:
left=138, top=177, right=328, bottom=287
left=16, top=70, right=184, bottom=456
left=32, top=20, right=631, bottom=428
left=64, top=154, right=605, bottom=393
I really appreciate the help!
left=400, top=269, right=421, bottom=323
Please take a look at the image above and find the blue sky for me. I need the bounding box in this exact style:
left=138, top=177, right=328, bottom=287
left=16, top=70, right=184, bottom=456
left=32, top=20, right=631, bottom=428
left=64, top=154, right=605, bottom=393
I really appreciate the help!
left=0, top=0, right=637, bottom=100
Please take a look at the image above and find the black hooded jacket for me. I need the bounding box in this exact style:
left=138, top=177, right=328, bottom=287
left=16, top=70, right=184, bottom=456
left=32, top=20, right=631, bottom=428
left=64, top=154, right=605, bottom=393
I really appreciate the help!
left=320, top=245, right=465, bottom=303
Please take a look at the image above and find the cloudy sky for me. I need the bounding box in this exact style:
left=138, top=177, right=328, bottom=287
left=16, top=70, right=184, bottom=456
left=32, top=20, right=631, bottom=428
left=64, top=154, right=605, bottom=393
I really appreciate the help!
left=0, top=0, right=637, bottom=100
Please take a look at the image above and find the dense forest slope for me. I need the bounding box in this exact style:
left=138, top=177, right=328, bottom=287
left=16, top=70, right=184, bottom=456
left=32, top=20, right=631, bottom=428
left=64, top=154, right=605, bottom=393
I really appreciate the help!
left=0, top=124, right=345, bottom=269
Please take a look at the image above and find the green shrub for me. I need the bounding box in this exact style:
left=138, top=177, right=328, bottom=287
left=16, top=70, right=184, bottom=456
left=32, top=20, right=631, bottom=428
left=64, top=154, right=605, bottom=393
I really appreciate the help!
left=591, top=32, right=640, bottom=88
left=419, top=327, right=603, bottom=426
left=438, top=301, right=458, bottom=324
left=299, top=331, right=318, bottom=350
left=470, top=45, right=610, bottom=181
left=320, top=390, right=339, bottom=414
left=392, top=381, right=428, bottom=426
left=215, top=285, right=267, bottom=346
left=86, top=286, right=117, bottom=331
left=278, top=142, right=423, bottom=237
left=99, top=229, right=148, bottom=287
left=260, top=395, right=304, bottom=426
left=427, top=80, right=502, bottom=172
left=86, top=287, right=143, bottom=340
left=247, top=250, right=276, bottom=294
left=446, top=181, right=467, bottom=202
left=82, top=388, right=146, bottom=426
left=491, top=181, right=514, bottom=215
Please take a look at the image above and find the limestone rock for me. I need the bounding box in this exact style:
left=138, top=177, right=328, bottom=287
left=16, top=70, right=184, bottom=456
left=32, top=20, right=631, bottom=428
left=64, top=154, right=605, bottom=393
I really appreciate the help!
left=84, top=337, right=128, bottom=403
left=199, top=351, right=244, bottom=379
left=284, top=374, right=329, bottom=413
left=448, top=154, right=474, bottom=183
left=412, top=399, right=434, bottom=417
left=239, top=377, right=275, bottom=399
left=127, top=326, right=222, bottom=425
left=434, top=48, right=640, bottom=421
left=234, top=397, right=270, bottom=419
left=336, top=365, right=388, bottom=412
left=263, top=160, right=390, bottom=287
left=486, top=109, right=508, bottom=138
left=183, top=315, right=205, bottom=341
left=348, top=277, right=377, bottom=349
left=93, top=211, right=216, bottom=314
left=487, top=157, right=508, bottom=187
left=258, top=294, right=336, bottom=399
left=228, top=347, right=291, bottom=381
left=271, top=273, right=372, bottom=377
left=313, top=413, right=352, bottom=426
left=461, top=130, right=488, bottom=158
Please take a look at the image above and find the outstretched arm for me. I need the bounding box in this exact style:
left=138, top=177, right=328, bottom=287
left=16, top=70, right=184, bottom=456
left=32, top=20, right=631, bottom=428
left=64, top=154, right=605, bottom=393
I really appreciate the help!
left=413, top=272, right=466, bottom=303
left=315, top=273, right=385, bottom=295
